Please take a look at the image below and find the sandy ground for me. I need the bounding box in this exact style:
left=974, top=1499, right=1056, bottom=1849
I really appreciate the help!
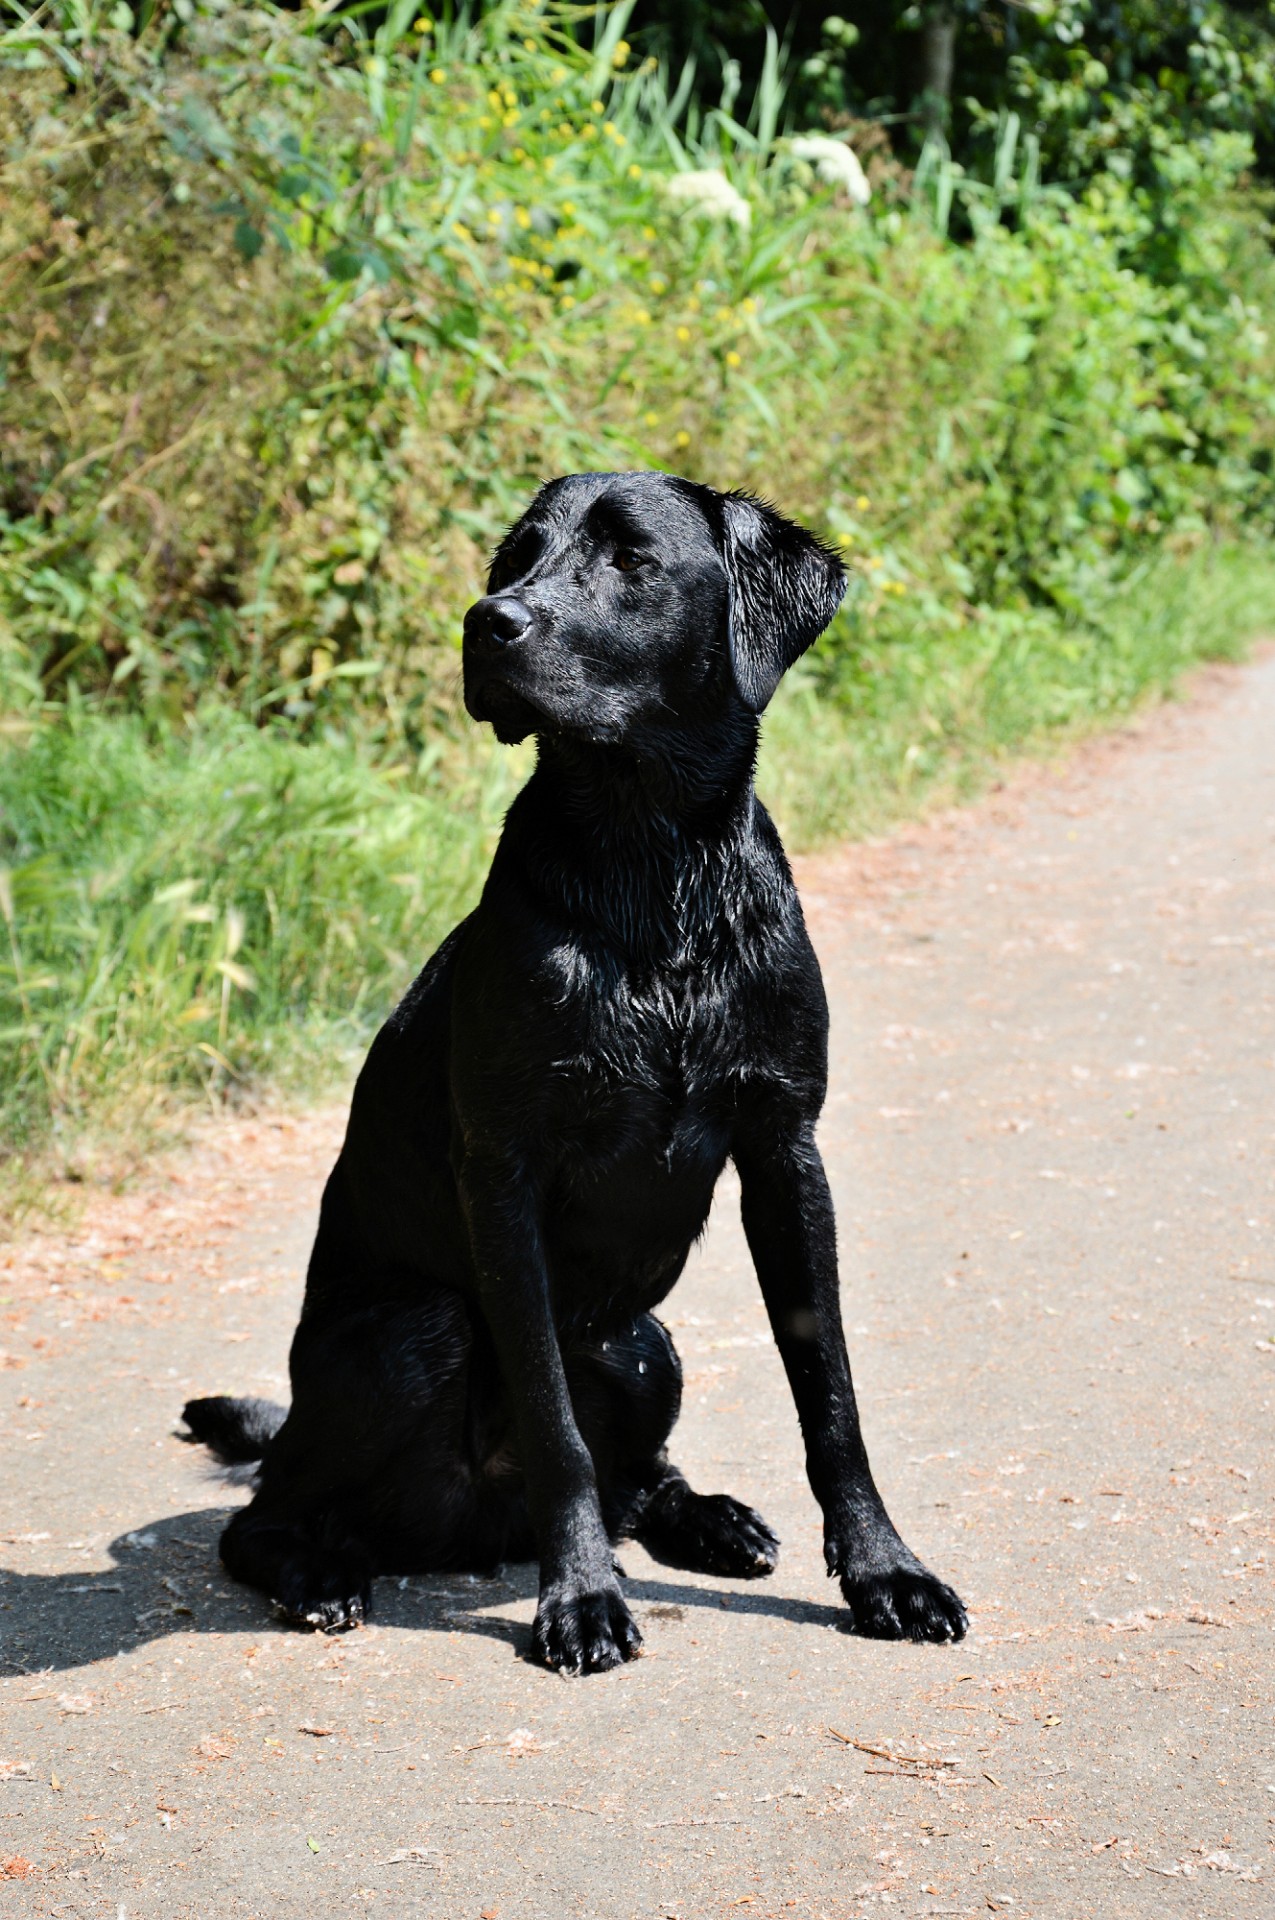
left=1, top=653, right=1273, bottom=1918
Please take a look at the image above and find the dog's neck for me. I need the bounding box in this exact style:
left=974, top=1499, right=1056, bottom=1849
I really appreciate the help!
left=537, top=717, right=758, bottom=825
left=502, top=722, right=771, bottom=962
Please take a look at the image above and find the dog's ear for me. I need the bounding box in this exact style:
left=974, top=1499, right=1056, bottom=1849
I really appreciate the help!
left=712, top=491, right=846, bottom=712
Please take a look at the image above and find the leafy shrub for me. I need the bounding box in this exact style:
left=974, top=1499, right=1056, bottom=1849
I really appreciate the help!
left=2, top=0, right=1274, bottom=1174
left=3, top=0, right=1273, bottom=749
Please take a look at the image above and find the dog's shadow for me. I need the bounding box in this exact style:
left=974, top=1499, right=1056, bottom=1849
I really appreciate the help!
left=0, top=1507, right=852, bottom=1676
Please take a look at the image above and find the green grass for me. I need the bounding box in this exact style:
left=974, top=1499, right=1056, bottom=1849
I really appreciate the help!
left=4, top=539, right=1272, bottom=1210
left=760, top=543, right=1275, bottom=846
left=3, top=2, right=1275, bottom=1202
left=0, top=705, right=515, bottom=1178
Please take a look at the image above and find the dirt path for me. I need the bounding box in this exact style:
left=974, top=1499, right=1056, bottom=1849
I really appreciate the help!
left=2, top=655, right=1273, bottom=1918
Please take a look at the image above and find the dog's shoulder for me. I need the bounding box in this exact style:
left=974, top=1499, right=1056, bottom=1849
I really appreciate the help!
left=382, top=914, right=473, bottom=1041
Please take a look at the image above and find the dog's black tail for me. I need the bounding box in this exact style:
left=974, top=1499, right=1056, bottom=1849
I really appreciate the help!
left=181, top=1395, right=287, bottom=1464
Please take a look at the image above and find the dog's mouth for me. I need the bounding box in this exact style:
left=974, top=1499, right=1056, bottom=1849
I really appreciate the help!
left=463, top=671, right=547, bottom=744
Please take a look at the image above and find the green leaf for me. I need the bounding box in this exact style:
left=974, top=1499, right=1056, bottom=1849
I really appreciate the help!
left=178, top=94, right=234, bottom=163
left=233, top=220, right=265, bottom=261
left=324, top=246, right=363, bottom=282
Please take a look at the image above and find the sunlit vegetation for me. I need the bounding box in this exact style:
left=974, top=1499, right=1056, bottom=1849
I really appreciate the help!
left=3, top=0, right=1274, bottom=1180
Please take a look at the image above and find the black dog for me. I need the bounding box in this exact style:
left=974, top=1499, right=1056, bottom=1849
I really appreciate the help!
left=183, top=470, right=967, bottom=1673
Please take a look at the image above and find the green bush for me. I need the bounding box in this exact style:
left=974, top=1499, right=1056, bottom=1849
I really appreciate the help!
left=3, top=0, right=1273, bottom=742
left=2, top=0, right=1274, bottom=1178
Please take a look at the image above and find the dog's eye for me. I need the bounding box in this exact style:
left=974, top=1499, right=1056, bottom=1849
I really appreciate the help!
left=612, top=549, right=643, bottom=574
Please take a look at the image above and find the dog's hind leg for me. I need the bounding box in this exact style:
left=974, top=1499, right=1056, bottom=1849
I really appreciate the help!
left=633, top=1463, right=779, bottom=1579
left=215, top=1288, right=481, bottom=1628
left=220, top=1500, right=373, bottom=1631
left=567, top=1314, right=780, bottom=1579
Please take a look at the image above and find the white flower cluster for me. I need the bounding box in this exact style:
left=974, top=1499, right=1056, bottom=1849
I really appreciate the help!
left=663, top=168, right=752, bottom=230
left=790, top=134, right=871, bottom=207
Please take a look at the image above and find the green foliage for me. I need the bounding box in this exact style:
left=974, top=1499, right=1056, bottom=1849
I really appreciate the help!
left=3, top=0, right=1273, bottom=744
left=0, top=703, right=505, bottom=1155
left=730, top=4, right=1275, bottom=194
left=2, top=0, right=1274, bottom=1176
left=761, top=542, right=1275, bottom=844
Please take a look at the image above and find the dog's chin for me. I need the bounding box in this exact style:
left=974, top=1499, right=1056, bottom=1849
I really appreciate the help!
left=464, top=679, right=542, bottom=745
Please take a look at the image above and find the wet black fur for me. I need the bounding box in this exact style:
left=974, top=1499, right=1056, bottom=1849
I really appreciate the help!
left=182, top=470, right=967, bottom=1670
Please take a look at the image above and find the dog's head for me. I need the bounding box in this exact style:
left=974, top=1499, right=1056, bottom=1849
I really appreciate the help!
left=462, top=471, right=845, bottom=747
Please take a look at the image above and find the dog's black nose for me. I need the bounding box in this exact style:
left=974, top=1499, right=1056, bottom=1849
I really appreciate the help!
left=464, top=596, right=533, bottom=648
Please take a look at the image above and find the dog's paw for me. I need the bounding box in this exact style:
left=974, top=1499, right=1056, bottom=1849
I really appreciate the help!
left=531, top=1581, right=643, bottom=1676
left=660, top=1492, right=780, bottom=1579
left=827, top=1529, right=966, bottom=1644
left=272, top=1556, right=372, bottom=1634
left=833, top=1552, right=967, bottom=1644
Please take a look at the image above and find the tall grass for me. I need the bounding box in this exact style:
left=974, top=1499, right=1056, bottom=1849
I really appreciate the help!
left=760, top=544, right=1275, bottom=844
left=0, top=706, right=509, bottom=1164
left=3, top=1, right=1275, bottom=1191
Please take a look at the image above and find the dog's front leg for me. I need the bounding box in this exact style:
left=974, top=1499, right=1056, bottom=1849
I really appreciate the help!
left=734, top=1122, right=967, bottom=1644
left=459, top=1157, right=643, bottom=1675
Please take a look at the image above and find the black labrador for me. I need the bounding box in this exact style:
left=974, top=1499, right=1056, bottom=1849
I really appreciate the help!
left=182, top=470, right=967, bottom=1673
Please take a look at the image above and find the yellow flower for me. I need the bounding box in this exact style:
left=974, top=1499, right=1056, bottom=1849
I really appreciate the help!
left=523, top=36, right=537, bottom=51
left=540, top=106, right=553, bottom=121
left=550, top=66, right=566, bottom=83
left=451, top=221, right=473, bottom=242
left=561, top=294, right=575, bottom=310
left=635, top=307, right=651, bottom=325
left=429, top=67, right=446, bottom=83
left=561, top=201, right=576, bottom=216
left=478, top=115, right=492, bottom=129
left=486, top=208, right=502, bottom=225
left=582, top=122, right=597, bottom=138
left=503, top=111, right=518, bottom=128
left=725, top=350, right=741, bottom=368
left=488, top=88, right=503, bottom=109
left=686, top=294, right=701, bottom=312
left=856, top=494, right=871, bottom=510
left=591, top=99, right=605, bottom=114
left=412, top=16, right=431, bottom=32
left=741, top=296, right=758, bottom=314
left=612, top=39, right=630, bottom=67
left=644, top=411, right=659, bottom=427
left=674, top=429, right=691, bottom=448
left=514, top=207, right=531, bottom=229
left=649, top=276, right=667, bottom=294
left=503, top=88, right=517, bottom=107
left=558, top=123, right=573, bottom=139
left=676, top=324, right=691, bottom=342
left=627, top=163, right=642, bottom=179
left=642, top=225, right=656, bottom=241
left=604, top=122, right=626, bottom=145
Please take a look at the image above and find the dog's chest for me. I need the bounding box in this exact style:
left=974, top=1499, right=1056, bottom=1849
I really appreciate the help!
left=550, top=962, right=742, bottom=1175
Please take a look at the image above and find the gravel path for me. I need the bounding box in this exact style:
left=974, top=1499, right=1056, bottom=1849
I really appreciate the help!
left=2, top=652, right=1273, bottom=1918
